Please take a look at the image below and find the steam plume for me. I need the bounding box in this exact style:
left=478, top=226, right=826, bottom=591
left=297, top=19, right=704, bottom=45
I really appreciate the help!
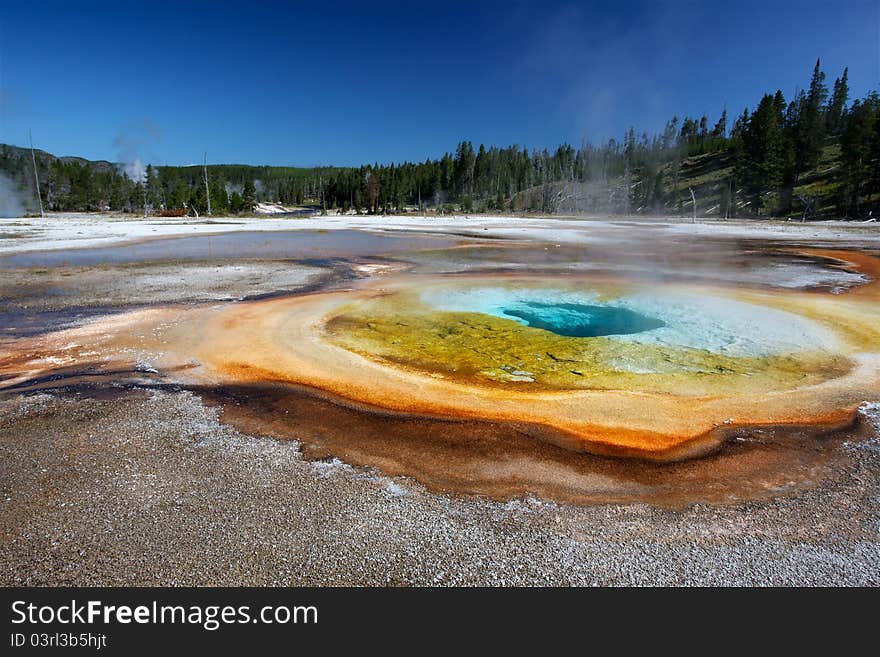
left=0, top=172, right=25, bottom=217
left=113, top=120, right=162, bottom=183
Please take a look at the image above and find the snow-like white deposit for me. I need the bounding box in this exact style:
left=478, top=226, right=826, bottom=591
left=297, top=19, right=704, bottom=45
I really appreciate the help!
left=0, top=213, right=531, bottom=254
left=2, top=213, right=878, bottom=256
left=423, top=285, right=839, bottom=358
left=253, top=202, right=296, bottom=214
left=860, top=402, right=880, bottom=433
left=850, top=402, right=880, bottom=452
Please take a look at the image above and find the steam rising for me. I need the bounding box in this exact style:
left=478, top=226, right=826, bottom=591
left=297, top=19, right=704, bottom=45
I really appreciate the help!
left=123, top=157, right=147, bottom=184
left=0, top=172, right=25, bottom=217
left=523, top=4, right=693, bottom=139
left=114, top=120, right=162, bottom=183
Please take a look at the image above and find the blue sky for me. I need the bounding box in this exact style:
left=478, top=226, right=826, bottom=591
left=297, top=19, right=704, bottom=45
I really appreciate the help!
left=0, top=0, right=877, bottom=166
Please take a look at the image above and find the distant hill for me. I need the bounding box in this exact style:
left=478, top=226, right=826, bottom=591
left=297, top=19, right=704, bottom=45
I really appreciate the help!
left=657, top=139, right=847, bottom=220
left=1, top=143, right=117, bottom=174
left=2, top=56, right=877, bottom=222
left=0, top=135, right=870, bottom=220
left=0, top=143, right=340, bottom=215
left=510, top=138, right=857, bottom=220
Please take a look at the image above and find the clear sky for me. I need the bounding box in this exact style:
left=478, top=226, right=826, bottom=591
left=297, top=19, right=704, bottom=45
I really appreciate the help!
left=0, top=0, right=877, bottom=167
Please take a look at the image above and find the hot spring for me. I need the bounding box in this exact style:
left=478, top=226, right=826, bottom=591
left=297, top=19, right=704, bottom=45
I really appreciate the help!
left=2, top=234, right=879, bottom=502
left=323, top=281, right=847, bottom=394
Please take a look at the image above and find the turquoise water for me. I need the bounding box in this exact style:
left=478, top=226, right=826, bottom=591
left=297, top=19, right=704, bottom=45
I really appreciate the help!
left=422, top=285, right=839, bottom=358
left=501, top=301, right=665, bottom=337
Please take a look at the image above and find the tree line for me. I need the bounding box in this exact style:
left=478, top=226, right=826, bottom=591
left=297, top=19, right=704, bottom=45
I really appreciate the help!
left=1, top=59, right=877, bottom=219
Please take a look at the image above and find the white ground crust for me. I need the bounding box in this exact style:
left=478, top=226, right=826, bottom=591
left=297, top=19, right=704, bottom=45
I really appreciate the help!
left=2, top=213, right=879, bottom=255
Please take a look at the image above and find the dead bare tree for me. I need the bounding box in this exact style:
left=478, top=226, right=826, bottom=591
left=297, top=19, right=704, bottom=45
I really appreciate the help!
left=724, top=178, right=732, bottom=220
left=29, top=130, right=44, bottom=218
left=797, top=194, right=814, bottom=222
left=203, top=152, right=211, bottom=217
left=689, top=187, right=697, bottom=223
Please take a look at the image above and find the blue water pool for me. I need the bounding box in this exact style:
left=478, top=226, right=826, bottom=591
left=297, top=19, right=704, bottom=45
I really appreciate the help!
left=501, top=301, right=665, bottom=337
left=421, top=284, right=839, bottom=357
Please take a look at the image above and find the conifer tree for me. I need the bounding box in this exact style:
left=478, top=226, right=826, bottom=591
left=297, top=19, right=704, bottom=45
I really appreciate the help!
left=242, top=179, right=256, bottom=212
left=794, top=59, right=828, bottom=174
left=826, top=67, right=849, bottom=135
left=839, top=93, right=879, bottom=216
left=738, top=94, right=786, bottom=213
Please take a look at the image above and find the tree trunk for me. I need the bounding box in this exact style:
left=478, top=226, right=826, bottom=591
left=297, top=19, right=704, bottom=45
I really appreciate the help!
left=29, top=130, right=44, bottom=218
left=203, top=152, right=211, bottom=217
